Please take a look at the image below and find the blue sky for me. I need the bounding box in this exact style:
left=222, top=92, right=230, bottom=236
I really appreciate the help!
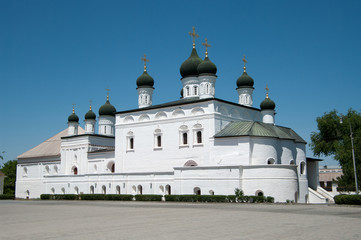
left=1, top=0, right=360, bottom=166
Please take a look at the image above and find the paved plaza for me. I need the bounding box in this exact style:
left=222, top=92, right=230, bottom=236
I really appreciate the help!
left=0, top=200, right=360, bottom=240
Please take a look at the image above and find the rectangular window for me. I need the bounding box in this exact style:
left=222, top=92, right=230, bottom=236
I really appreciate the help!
left=157, top=135, right=162, bottom=147
left=129, top=137, right=134, bottom=149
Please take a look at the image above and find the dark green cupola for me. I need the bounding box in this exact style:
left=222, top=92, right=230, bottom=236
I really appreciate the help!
left=99, top=95, right=116, bottom=116
left=197, top=39, right=217, bottom=75
left=260, top=88, right=276, bottom=110
left=68, top=108, right=79, bottom=122
left=180, top=47, right=203, bottom=78
left=85, top=105, right=96, bottom=120
left=237, top=55, right=254, bottom=88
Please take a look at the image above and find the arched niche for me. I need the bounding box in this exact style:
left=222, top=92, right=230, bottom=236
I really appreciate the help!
left=124, top=116, right=135, bottom=123
left=138, top=114, right=150, bottom=122
left=172, top=109, right=185, bottom=118
left=191, top=107, right=205, bottom=115
left=155, top=111, right=167, bottom=120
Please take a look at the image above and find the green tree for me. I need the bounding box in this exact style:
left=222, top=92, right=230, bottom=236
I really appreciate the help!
left=0, top=160, right=17, bottom=195
left=310, top=109, right=361, bottom=189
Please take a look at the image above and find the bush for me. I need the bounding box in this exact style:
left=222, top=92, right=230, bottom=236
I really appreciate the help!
left=197, top=195, right=229, bottom=202
left=334, top=194, right=361, bottom=205
left=40, top=194, right=52, bottom=200
left=53, top=194, right=79, bottom=200
left=105, top=194, right=133, bottom=201
left=135, top=194, right=163, bottom=201
left=0, top=194, right=15, bottom=200
left=337, top=186, right=356, bottom=192
left=81, top=194, right=106, bottom=200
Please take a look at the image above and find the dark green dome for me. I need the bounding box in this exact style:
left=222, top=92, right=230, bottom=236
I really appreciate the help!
left=197, top=56, right=217, bottom=75
left=136, top=70, right=154, bottom=88
left=260, top=97, right=276, bottom=110
left=99, top=98, right=116, bottom=116
left=68, top=112, right=79, bottom=122
left=237, top=71, right=254, bottom=88
left=180, top=48, right=203, bottom=78
left=85, top=108, right=96, bottom=120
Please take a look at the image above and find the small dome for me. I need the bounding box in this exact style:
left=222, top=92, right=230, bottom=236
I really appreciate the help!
left=136, top=70, right=154, bottom=88
left=85, top=108, right=96, bottom=120
left=260, top=97, right=276, bottom=110
left=68, top=112, right=79, bottom=122
left=99, top=98, right=116, bottom=116
left=197, top=57, right=217, bottom=75
left=180, top=48, right=203, bottom=78
left=237, top=71, right=254, bottom=88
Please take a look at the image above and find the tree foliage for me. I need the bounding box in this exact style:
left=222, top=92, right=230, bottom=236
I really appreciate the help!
left=310, top=109, right=361, bottom=188
left=0, top=160, right=17, bottom=195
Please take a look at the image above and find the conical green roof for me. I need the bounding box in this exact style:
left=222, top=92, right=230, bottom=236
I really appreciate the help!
left=197, top=56, right=217, bottom=75
left=180, top=48, right=203, bottom=78
left=136, top=70, right=154, bottom=88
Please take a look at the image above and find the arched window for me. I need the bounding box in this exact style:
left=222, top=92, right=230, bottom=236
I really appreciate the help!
left=267, top=158, right=275, bottom=165
left=73, top=167, right=78, bottom=175
left=23, top=167, right=28, bottom=177
left=194, top=187, right=201, bottom=195
left=159, top=185, right=164, bottom=194
left=116, top=185, right=121, bottom=194
left=51, top=188, right=55, bottom=194
left=206, top=84, right=210, bottom=94
left=194, top=86, right=198, bottom=95
left=129, top=137, right=134, bottom=149
left=74, top=187, right=79, bottom=195
left=184, top=160, right=198, bottom=167
left=165, top=185, right=171, bottom=195
left=54, top=165, right=58, bottom=173
left=209, top=190, right=214, bottom=195
left=197, top=131, right=202, bottom=144
left=255, top=190, right=264, bottom=196
left=300, top=161, right=306, bottom=174
left=45, top=165, right=50, bottom=174
left=102, top=185, right=106, bottom=194
left=61, top=188, right=65, bottom=194
left=137, top=185, right=143, bottom=195
left=182, top=133, right=188, bottom=145
left=111, top=163, right=115, bottom=173
left=154, top=129, right=162, bottom=149
left=90, top=186, right=94, bottom=194
left=186, top=87, right=190, bottom=96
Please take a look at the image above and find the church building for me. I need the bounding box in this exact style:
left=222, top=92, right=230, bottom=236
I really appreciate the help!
left=16, top=28, right=328, bottom=203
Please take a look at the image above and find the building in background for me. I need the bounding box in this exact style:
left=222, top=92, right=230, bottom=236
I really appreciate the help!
left=319, top=166, right=343, bottom=196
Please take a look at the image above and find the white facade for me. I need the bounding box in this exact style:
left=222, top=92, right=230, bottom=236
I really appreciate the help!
left=15, top=40, right=326, bottom=203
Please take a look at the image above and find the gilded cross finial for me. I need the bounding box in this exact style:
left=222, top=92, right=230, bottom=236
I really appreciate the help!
left=265, top=85, right=269, bottom=98
left=89, top=100, right=92, bottom=111
left=105, top=88, right=110, bottom=101
left=72, top=103, right=76, bottom=113
left=141, top=54, right=149, bottom=71
left=202, top=38, right=211, bottom=58
left=189, top=26, right=199, bottom=48
left=242, top=55, right=247, bottom=72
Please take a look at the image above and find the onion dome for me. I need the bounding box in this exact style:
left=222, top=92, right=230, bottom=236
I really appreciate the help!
left=260, top=88, right=276, bottom=110
left=99, top=95, right=116, bottom=116
left=237, top=72, right=254, bottom=88
left=68, top=108, right=79, bottom=122
left=237, top=55, right=254, bottom=88
left=137, top=54, right=154, bottom=88
left=85, top=105, right=96, bottom=120
left=136, top=71, right=154, bottom=88
left=180, top=47, right=203, bottom=78
left=197, top=56, right=217, bottom=75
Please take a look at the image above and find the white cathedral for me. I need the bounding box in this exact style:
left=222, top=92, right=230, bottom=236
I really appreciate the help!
left=16, top=29, right=330, bottom=203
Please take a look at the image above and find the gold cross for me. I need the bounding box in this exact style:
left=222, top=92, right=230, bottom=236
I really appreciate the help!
left=265, top=85, right=269, bottom=98
left=141, top=54, right=149, bottom=71
left=72, top=103, right=76, bottom=113
left=202, top=38, right=211, bottom=57
left=242, top=55, right=247, bottom=72
left=89, top=100, right=92, bottom=110
left=189, top=26, right=199, bottom=48
left=106, top=88, right=110, bottom=101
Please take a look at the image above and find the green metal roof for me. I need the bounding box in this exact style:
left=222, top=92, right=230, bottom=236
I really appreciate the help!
left=214, top=121, right=306, bottom=143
